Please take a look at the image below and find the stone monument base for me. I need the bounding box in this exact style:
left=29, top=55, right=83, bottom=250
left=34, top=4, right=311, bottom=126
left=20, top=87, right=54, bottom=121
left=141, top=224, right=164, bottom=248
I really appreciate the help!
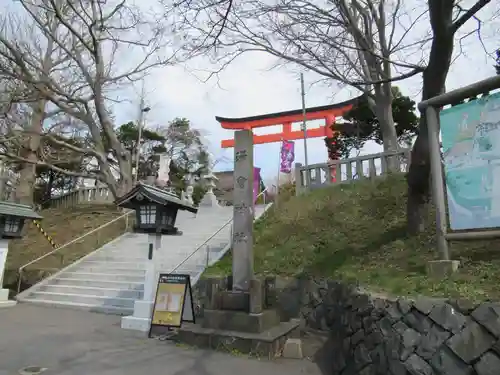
left=202, top=309, right=281, bottom=333
left=173, top=277, right=299, bottom=358
left=175, top=319, right=300, bottom=359
left=199, top=191, right=220, bottom=208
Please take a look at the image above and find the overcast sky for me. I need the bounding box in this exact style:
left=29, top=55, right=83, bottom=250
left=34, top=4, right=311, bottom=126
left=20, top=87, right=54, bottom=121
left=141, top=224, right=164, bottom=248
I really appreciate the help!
left=5, top=0, right=493, bottom=182
left=109, top=2, right=498, bottom=182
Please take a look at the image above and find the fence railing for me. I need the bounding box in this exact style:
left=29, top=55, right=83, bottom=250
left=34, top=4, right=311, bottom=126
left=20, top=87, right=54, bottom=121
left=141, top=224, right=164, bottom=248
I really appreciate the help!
left=17, top=210, right=134, bottom=294
left=295, top=149, right=411, bottom=195
left=48, top=185, right=180, bottom=209
left=48, top=186, right=114, bottom=209
left=0, top=164, right=19, bottom=201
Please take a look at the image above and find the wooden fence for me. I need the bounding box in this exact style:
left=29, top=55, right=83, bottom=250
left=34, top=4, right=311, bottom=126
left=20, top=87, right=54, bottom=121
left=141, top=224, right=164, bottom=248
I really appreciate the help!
left=295, top=149, right=411, bottom=195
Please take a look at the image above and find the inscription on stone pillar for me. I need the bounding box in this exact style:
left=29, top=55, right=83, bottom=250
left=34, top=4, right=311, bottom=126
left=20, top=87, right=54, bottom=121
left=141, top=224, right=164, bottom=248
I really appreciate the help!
left=232, top=130, right=254, bottom=292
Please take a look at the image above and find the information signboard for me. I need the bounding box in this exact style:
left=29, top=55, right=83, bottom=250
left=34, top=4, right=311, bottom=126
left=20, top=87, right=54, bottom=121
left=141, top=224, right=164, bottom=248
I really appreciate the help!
left=148, top=273, right=195, bottom=337
left=441, top=92, right=500, bottom=230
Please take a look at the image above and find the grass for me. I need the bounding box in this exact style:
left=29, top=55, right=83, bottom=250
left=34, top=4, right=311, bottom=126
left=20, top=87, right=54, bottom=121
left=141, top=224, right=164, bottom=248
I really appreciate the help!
left=205, top=174, right=500, bottom=302
left=4, top=204, right=131, bottom=292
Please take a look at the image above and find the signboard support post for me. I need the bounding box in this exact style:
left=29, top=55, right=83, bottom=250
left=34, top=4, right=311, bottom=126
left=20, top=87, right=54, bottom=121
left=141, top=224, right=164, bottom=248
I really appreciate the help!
left=426, top=106, right=450, bottom=261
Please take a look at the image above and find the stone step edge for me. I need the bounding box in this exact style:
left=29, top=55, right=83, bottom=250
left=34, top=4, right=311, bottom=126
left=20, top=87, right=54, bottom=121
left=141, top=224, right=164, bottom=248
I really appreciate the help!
left=61, top=271, right=146, bottom=278
left=18, top=298, right=134, bottom=315
left=32, top=291, right=138, bottom=302
left=52, top=278, right=144, bottom=286
left=41, top=285, right=144, bottom=293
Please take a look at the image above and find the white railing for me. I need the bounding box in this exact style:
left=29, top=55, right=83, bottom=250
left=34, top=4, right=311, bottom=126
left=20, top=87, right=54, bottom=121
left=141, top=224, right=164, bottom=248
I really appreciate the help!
left=295, top=149, right=411, bottom=195
left=48, top=185, right=178, bottom=209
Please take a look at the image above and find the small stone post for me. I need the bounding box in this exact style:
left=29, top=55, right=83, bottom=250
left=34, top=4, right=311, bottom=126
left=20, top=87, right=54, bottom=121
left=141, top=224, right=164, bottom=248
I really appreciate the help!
left=232, top=130, right=254, bottom=292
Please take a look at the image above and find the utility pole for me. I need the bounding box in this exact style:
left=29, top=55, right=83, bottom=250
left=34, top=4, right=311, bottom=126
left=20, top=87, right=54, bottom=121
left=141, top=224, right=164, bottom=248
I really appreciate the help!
left=300, top=73, right=309, bottom=170
left=134, top=81, right=150, bottom=184
left=300, top=73, right=310, bottom=188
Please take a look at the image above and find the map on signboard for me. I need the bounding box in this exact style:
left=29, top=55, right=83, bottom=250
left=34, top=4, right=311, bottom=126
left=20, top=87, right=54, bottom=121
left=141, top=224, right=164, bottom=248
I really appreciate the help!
left=441, top=92, right=500, bottom=230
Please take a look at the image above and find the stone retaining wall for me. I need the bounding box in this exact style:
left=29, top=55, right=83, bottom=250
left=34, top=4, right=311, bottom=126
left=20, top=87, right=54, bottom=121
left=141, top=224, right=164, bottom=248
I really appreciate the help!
left=194, top=277, right=500, bottom=374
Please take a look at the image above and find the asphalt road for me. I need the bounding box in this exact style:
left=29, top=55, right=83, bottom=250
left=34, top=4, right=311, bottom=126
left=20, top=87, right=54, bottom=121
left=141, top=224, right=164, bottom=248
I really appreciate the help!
left=0, top=304, right=321, bottom=375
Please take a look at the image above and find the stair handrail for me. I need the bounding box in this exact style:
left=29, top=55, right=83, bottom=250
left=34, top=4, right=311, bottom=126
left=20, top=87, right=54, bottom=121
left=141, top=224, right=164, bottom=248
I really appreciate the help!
left=167, top=187, right=270, bottom=275
left=16, top=210, right=134, bottom=294
left=168, top=216, right=234, bottom=275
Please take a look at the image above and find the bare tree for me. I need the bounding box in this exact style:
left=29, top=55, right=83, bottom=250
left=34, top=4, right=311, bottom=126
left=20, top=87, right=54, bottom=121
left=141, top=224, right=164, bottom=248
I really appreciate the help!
left=170, top=0, right=428, bottom=166
left=0, top=0, right=182, bottom=204
left=406, top=0, right=492, bottom=233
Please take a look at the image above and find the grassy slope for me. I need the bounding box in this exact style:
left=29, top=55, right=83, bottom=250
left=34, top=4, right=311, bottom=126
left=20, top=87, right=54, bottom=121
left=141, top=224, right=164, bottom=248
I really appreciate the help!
left=4, top=204, right=128, bottom=289
left=206, top=174, right=500, bottom=302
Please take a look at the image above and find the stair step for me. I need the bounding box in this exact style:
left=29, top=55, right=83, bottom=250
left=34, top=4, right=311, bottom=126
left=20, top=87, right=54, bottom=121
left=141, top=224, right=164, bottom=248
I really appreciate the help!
left=39, top=285, right=143, bottom=299
left=49, top=278, right=144, bottom=290
left=70, top=267, right=146, bottom=276
left=58, top=272, right=145, bottom=283
left=78, top=260, right=148, bottom=269
left=29, top=291, right=136, bottom=308
left=18, top=298, right=133, bottom=316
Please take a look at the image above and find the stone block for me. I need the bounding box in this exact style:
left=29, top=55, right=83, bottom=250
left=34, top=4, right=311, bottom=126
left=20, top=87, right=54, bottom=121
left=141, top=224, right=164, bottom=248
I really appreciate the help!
left=351, top=329, right=365, bottom=346
left=414, top=297, right=440, bottom=315
left=471, top=303, right=500, bottom=338
left=430, top=346, right=473, bottom=375
left=354, top=343, right=372, bottom=370
left=397, top=298, right=413, bottom=315
left=429, top=303, right=466, bottom=333
left=365, top=330, right=383, bottom=350
left=176, top=319, right=300, bottom=359
left=448, top=298, right=478, bottom=315
left=474, top=351, right=500, bottom=375
left=205, top=277, right=226, bottom=310
left=219, top=291, right=250, bottom=312
left=416, top=324, right=451, bottom=360
left=393, top=320, right=410, bottom=336
left=404, top=353, right=433, bottom=375
left=404, top=310, right=433, bottom=334
left=282, top=338, right=303, bottom=359
left=249, top=278, right=263, bottom=314
left=427, top=260, right=460, bottom=278
left=202, top=309, right=280, bottom=333
left=447, top=321, right=496, bottom=364
left=400, top=328, right=421, bottom=361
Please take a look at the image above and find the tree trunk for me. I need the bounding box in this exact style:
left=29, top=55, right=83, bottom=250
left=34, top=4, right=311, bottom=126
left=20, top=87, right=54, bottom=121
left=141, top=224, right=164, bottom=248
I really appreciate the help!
left=406, top=2, right=455, bottom=234
left=44, top=170, right=55, bottom=202
left=375, top=97, right=399, bottom=170
left=15, top=100, right=46, bottom=205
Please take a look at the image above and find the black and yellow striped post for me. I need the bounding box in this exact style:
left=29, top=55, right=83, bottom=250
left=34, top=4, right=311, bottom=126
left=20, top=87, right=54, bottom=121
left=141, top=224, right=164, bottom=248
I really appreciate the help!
left=32, top=220, right=58, bottom=249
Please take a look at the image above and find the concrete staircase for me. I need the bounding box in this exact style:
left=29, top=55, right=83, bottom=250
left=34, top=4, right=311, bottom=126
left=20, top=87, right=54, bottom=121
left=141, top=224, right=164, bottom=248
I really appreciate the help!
left=17, top=205, right=269, bottom=315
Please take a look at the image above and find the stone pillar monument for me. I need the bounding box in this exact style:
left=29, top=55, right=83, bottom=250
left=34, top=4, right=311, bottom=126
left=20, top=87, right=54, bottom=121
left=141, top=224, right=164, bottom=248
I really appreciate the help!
left=232, top=130, right=254, bottom=292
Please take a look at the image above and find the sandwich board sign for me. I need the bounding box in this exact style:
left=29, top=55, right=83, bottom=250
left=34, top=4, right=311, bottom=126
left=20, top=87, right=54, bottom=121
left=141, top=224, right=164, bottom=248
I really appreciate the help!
left=148, top=273, right=195, bottom=338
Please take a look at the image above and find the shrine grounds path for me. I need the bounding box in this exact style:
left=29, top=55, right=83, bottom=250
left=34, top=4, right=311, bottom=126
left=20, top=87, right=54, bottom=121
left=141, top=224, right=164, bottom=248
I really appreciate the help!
left=0, top=304, right=320, bottom=375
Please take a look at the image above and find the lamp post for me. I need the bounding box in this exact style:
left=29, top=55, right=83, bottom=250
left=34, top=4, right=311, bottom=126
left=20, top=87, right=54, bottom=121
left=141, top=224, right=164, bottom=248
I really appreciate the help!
left=116, top=182, right=198, bottom=332
left=133, top=105, right=151, bottom=184
left=0, top=202, right=43, bottom=308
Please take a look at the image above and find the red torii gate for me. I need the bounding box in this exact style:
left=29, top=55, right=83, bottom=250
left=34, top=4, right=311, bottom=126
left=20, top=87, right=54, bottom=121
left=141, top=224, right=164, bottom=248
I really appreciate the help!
left=216, top=96, right=361, bottom=148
